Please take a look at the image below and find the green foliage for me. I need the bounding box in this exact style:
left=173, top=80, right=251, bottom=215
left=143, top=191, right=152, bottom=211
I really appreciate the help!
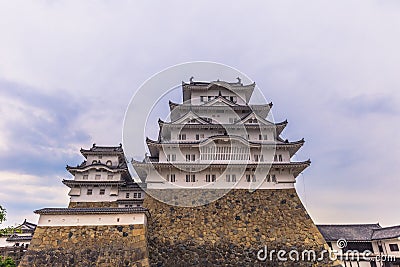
left=0, top=205, right=5, bottom=224
left=0, top=226, right=21, bottom=236
left=0, top=256, right=16, bottom=267
left=0, top=206, right=21, bottom=236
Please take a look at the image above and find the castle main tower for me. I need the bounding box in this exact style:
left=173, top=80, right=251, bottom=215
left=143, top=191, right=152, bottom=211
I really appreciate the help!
left=133, top=79, right=333, bottom=266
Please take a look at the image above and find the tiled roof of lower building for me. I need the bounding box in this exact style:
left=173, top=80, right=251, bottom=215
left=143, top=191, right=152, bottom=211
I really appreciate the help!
left=34, top=207, right=149, bottom=215
left=317, top=224, right=381, bottom=241
left=371, top=225, right=400, bottom=240
left=6, top=234, right=33, bottom=242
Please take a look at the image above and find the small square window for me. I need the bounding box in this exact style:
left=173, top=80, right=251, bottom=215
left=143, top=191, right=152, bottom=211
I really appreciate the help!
left=87, top=189, right=93, bottom=195
left=107, top=175, right=113, bottom=180
left=389, top=244, right=399, bottom=252
left=126, top=193, right=130, bottom=199
left=99, top=189, right=105, bottom=195
left=95, top=174, right=101, bottom=180
left=83, top=175, right=88, bottom=180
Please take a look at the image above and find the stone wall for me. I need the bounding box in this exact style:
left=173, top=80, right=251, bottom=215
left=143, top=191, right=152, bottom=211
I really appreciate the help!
left=19, top=224, right=149, bottom=267
left=144, top=188, right=334, bottom=266
left=68, top=201, right=118, bottom=208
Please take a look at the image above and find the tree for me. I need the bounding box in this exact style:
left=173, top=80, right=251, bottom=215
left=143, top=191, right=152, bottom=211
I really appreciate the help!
left=0, top=256, right=16, bottom=267
left=0, top=205, right=5, bottom=225
left=0, top=206, right=19, bottom=236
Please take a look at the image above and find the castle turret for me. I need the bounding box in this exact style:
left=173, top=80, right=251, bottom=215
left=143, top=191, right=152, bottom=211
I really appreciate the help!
left=65, top=144, right=144, bottom=208
left=19, top=145, right=150, bottom=266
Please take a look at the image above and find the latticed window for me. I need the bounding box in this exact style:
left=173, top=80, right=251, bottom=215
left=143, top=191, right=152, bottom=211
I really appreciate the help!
left=206, top=174, right=216, bottom=182
left=186, top=174, right=195, bottom=182
left=200, top=145, right=250, bottom=161
left=167, top=174, right=176, bottom=182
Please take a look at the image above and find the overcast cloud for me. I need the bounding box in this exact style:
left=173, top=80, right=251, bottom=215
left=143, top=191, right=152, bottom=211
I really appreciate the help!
left=0, top=0, right=399, bottom=226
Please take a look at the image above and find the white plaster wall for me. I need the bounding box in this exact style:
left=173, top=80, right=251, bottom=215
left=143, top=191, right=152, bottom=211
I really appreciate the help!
left=169, top=127, right=276, bottom=143
left=191, top=89, right=247, bottom=105
left=0, top=236, right=31, bottom=248
left=70, top=186, right=119, bottom=202
left=0, top=237, right=8, bottom=247
left=145, top=167, right=295, bottom=189
left=382, top=238, right=400, bottom=257
left=119, top=190, right=144, bottom=200
left=38, top=213, right=147, bottom=227
left=86, top=155, right=119, bottom=166
left=74, top=171, right=121, bottom=181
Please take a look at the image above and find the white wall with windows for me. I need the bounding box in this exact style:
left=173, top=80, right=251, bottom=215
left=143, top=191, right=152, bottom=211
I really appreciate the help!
left=146, top=167, right=295, bottom=189
left=69, top=186, right=119, bottom=202
left=38, top=213, right=147, bottom=227
left=190, top=88, right=247, bottom=105
left=74, top=171, right=122, bottom=182
left=86, top=155, right=119, bottom=167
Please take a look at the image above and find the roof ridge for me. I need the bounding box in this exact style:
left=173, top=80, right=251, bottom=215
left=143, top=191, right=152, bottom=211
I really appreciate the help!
left=372, top=225, right=400, bottom=231
left=317, top=223, right=381, bottom=227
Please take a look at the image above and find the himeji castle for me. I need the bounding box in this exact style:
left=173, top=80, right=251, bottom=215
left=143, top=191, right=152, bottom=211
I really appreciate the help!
left=132, top=78, right=309, bottom=190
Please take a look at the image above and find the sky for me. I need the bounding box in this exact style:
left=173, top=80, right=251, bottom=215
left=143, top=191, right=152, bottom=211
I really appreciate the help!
left=0, top=0, right=399, bottom=227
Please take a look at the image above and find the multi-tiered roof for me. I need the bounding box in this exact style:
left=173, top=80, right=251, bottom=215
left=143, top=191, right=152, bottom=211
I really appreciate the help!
left=63, top=144, right=144, bottom=208
left=133, top=78, right=310, bottom=189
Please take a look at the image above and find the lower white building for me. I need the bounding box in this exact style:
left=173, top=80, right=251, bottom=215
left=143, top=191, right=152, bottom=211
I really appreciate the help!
left=318, top=224, right=400, bottom=267
left=0, top=220, right=36, bottom=248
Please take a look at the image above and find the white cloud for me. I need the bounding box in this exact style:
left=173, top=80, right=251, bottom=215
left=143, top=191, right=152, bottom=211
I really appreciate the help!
left=0, top=171, right=69, bottom=226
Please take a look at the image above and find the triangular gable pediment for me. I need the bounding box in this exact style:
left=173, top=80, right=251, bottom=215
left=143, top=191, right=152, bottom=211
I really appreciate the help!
left=202, top=96, right=238, bottom=107
left=172, top=111, right=210, bottom=125
left=236, top=112, right=274, bottom=126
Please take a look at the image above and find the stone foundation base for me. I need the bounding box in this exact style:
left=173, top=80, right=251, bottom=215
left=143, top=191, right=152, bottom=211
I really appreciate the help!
left=19, top=224, right=149, bottom=267
left=144, top=188, right=333, bottom=266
